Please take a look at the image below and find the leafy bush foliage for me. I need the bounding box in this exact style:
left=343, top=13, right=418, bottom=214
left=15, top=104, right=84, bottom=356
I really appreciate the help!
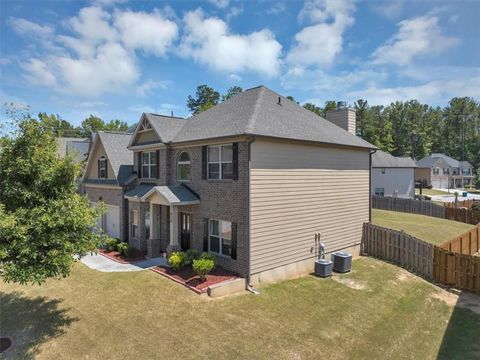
left=116, top=242, right=128, bottom=255
left=185, top=249, right=201, bottom=265
left=200, top=252, right=216, bottom=269
left=192, top=258, right=215, bottom=281
left=168, top=252, right=187, bottom=271
left=105, top=237, right=120, bottom=252
left=124, top=245, right=136, bottom=258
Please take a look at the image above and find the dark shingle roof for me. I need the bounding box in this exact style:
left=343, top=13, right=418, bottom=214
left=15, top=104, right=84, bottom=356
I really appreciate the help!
left=143, top=185, right=200, bottom=204
left=171, top=86, right=375, bottom=150
left=57, top=137, right=90, bottom=162
left=417, top=153, right=473, bottom=168
left=97, top=132, right=134, bottom=181
left=372, top=150, right=417, bottom=168
left=125, top=183, right=156, bottom=198
left=144, top=114, right=188, bottom=143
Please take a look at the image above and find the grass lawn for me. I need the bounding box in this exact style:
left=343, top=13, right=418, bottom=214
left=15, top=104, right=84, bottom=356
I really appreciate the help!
left=1, top=258, right=479, bottom=360
left=372, top=209, right=475, bottom=245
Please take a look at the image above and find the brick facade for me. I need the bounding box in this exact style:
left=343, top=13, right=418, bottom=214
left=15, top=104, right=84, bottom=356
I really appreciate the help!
left=128, top=141, right=249, bottom=276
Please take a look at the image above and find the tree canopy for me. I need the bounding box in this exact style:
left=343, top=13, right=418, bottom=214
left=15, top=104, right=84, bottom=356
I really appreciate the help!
left=0, top=112, right=100, bottom=284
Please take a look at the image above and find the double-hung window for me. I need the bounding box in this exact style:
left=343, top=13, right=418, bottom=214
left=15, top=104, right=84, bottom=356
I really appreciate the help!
left=208, top=145, right=233, bottom=179
left=99, top=156, right=107, bottom=178
left=443, top=168, right=449, bottom=175
left=177, top=152, right=191, bottom=181
left=209, top=219, right=232, bottom=257
left=375, top=188, right=385, bottom=196
left=142, top=151, right=157, bottom=178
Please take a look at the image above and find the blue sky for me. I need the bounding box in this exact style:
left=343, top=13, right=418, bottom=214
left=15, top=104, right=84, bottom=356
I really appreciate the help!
left=1, top=0, right=479, bottom=127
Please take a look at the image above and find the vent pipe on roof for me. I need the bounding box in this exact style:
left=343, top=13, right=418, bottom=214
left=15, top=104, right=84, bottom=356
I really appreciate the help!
left=337, top=101, right=347, bottom=109
left=171, top=111, right=173, bottom=117
left=277, top=96, right=281, bottom=105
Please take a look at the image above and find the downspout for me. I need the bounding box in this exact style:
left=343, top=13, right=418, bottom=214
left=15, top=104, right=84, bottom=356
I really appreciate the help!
left=246, top=136, right=260, bottom=295
left=369, top=149, right=377, bottom=222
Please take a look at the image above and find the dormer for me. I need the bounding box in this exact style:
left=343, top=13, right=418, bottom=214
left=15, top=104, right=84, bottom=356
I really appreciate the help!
left=128, top=114, right=162, bottom=148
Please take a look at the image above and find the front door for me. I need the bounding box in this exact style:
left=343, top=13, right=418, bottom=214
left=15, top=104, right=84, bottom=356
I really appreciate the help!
left=179, top=212, right=191, bottom=251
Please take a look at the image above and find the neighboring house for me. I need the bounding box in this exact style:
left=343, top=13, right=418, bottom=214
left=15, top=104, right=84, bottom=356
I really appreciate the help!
left=57, top=137, right=91, bottom=163
left=81, top=131, right=136, bottom=241
left=371, top=150, right=417, bottom=198
left=416, top=153, right=474, bottom=189
left=123, top=85, right=376, bottom=286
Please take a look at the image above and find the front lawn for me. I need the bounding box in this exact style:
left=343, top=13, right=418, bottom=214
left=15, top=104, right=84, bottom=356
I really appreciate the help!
left=415, top=188, right=450, bottom=196
left=1, top=257, right=479, bottom=359
left=372, top=209, right=475, bottom=245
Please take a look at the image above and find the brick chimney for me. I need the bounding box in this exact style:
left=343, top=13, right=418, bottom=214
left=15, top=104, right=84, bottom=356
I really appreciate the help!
left=325, top=101, right=356, bottom=135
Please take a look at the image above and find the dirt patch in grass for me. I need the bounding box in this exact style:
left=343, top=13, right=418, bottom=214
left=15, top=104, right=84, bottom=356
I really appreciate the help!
left=431, top=290, right=480, bottom=315
left=331, top=275, right=367, bottom=290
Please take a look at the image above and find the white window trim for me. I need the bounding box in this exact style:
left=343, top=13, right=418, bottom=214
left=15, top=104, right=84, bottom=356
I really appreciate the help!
left=209, top=219, right=232, bottom=258
left=177, top=151, right=191, bottom=182
left=142, top=151, right=157, bottom=179
left=131, top=210, right=138, bottom=238
left=99, top=156, right=107, bottom=179
left=207, top=144, right=233, bottom=180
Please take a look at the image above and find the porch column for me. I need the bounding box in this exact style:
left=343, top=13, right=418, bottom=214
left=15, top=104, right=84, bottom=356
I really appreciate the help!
left=166, top=205, right=181, bottom=255
left=146, top=203, right=160, bottom=258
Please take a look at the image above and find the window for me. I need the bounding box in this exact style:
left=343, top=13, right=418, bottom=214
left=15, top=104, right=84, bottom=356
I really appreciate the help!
left=375, top=188, right=385, bottom=196
left=131, top=210, right=138, bottom=238
left=462, top=168, right=471, bottom=175
left=209, top=219, right=232, bottom=257
left=145, top=209, right=150, bottom=240
left=142, top=151, right=157, bottom=178
left=208, top=145, right=233, bottom=180
left=177, top=152, right=191, bottom=181
left=381, top=168, right=386, bottom=174
left=443, top=168, right=450, bottom=175
left=99, top=156, right=107, bottom=178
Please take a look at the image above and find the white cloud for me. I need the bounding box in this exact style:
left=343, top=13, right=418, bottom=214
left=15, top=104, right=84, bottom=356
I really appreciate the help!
left=179, top=9, right=282, bottom=76
left=229, top=73, right=242, bottom=82
left=226, top=6, right=243, bottom=21
left=114, top=9, right=178, bottom=56
left=136, top=80, right=170, bottom=96
left=373, top=0, right=404, bottom=20
left=287, top=0, right=355, bottom=68
left=67, top=6, right=117, bottom=44
left=21, top=58, right=57, bottom=86
left=207, top=0, right=229, bottom=9
left=7, top=17, right=54, bottom=38
left=372, top=14, right=458, bottom=66
left=266, top=3, right=286, bottom=15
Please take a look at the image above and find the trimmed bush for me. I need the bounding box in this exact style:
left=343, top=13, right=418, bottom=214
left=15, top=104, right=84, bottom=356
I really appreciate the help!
left=124, top=245, right=136, bottom=258
left=117, top=242, right=128, bottom=256
left=105, top=237, right=120, bottom=252
left=192, top=258, right=215, bottom=281
left=185, top=249, right=201, bottom=265
left=168, top=252, right=187, bottom=271
left=200, top=252, right=216, bottom=269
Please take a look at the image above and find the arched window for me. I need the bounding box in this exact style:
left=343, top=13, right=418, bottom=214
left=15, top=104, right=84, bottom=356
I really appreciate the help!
left=177, top=151, right=190, bottom=181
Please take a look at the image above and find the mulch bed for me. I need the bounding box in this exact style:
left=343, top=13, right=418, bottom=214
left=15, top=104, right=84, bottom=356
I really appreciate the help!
left=151, top=265, right=238, bottom=294
left=98, top=249, right=147, bottom=264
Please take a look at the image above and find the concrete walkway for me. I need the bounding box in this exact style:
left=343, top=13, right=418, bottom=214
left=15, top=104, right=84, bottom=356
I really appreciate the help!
left=79, top=253, right=167, bottom=272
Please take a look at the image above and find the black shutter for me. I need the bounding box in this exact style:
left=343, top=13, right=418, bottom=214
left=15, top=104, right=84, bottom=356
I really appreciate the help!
left=137, top=152, right=142, bottom=178
left=105, top=160, right=108, bottom=178
left=203, top=218, right=209, bottom=251
left=97, top=159, right=101, bottom=178
left=155, top=150, right=160, bottom=179
left=232, top=142, right=239, bottom=180
left=231, top=222, right=237, bottom=260
left=202, top=146, right=207, bottom=179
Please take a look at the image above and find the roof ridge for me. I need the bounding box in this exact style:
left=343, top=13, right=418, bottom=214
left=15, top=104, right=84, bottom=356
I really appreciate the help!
left=245, top=86, right=266, bottom=134
left=148, top=113, right=186, bottom=120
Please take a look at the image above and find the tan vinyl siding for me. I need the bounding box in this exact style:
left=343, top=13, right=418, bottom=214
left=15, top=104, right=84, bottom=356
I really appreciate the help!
left=132, top=129, right=159, bottom=145
left=84, top=139, right=115, bottom=180
left=250, top=140, right=370, bottom=275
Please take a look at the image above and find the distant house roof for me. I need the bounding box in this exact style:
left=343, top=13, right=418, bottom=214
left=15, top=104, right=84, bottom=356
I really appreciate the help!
left=372, top=150, right=417, bottom=168
left=417, top=153, right=473, bottom=168
left=57, top=137, right=90, bottom=162
left=170, top=86, right=376, bottom=150
left=132, top=86, right=376, bottom=150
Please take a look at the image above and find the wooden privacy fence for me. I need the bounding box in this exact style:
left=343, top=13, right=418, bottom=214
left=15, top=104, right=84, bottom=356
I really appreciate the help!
left=445, top=199, right=477, bottom=209
left=362, top=223, right=480, bottom=294
left=372, top=195, right=480, bottom=225
left=372, top=196, right=446, bottom=219
left=362, top=223, right=434, bottom=280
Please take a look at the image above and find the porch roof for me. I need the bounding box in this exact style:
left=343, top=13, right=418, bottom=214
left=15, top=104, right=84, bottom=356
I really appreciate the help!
left=142, top=185, right=200, bottom=205
left=125, top=183, right=156, bottom=199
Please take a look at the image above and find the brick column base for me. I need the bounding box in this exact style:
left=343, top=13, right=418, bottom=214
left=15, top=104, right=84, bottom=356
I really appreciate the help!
left=166, top=244, right=182, bottom=256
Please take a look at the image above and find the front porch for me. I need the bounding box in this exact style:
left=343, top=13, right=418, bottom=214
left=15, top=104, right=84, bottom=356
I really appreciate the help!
left=143, top=185, right=200, bottom=258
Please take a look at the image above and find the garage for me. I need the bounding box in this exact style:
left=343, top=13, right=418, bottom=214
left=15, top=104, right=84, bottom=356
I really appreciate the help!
left=105, top=205, right=120, bottom=239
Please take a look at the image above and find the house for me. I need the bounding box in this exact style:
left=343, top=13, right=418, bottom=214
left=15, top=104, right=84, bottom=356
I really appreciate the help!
left=57, top=137, right=91, bottom=163
left=416, top=153, right=474, bottom=189
left=120, top=86, right=376, bottom=286
left=81, top=131, right=136, bottom=241
left=371, top=150, right=417, bottom=198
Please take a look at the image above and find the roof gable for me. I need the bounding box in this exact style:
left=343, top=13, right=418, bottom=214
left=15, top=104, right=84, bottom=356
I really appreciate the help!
left=372, top=150, right=417, bottom=168
left=128, top=113, right=187, bottom=147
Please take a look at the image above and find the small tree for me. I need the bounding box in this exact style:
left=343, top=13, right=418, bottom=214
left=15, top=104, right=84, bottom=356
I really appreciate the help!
left=187, top=85, right=220, bottom=115
left=222, top=86, right=243, bottom=101
left=0, top=111, right=100, bottom=284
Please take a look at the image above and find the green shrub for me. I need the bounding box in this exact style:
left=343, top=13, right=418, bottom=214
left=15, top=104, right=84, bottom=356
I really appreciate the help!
left=185, top=249, right=201, bottom=264
left=124, top=245, right=136, bottom=258
left=192, top=258, right=215, bottom=281
left=117, top=242, right=128, bottom=256
left=105, top=237, right=120, bottom=252
left=168, top=252, right=187, bottom=271
left=200, top=252, right=216, bottom=269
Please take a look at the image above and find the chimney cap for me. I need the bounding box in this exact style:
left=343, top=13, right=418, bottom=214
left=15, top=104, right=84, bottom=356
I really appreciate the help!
left=336, top=101, right=347, bottom=109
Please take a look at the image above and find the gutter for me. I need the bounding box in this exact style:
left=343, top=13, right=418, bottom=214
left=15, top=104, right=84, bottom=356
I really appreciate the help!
left=246, top=136, right=260, bottom=295
left=369, top=149, right=377, bottom=222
